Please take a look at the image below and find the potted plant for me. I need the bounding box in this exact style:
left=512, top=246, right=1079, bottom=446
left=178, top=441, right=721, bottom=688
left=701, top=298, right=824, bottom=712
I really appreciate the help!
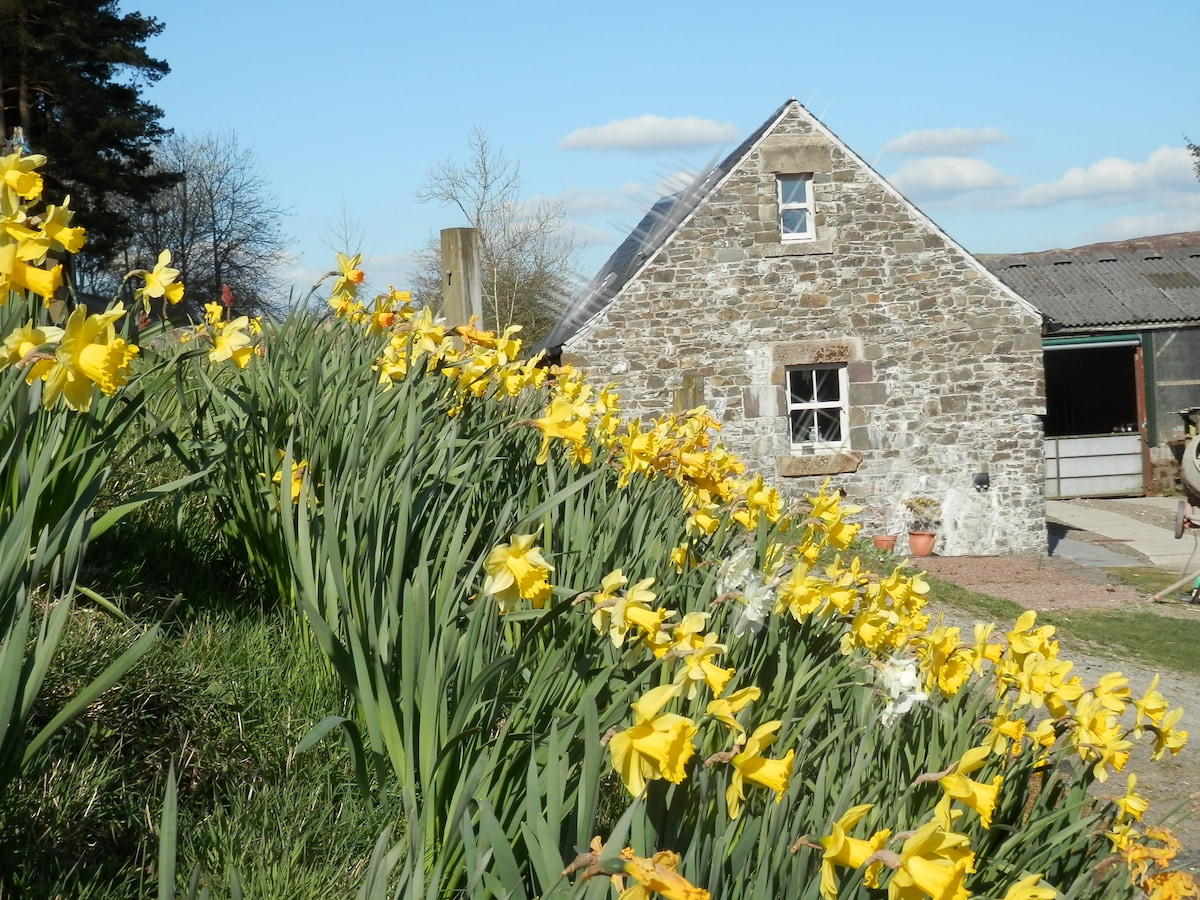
left=871, top=534, right=897, bottom=552
left=902, top=495, right=941, bottom=557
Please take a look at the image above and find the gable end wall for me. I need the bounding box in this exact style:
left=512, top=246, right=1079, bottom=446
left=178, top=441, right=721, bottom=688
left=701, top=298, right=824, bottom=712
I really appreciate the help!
left=567, top=103, right=1047, bottom=556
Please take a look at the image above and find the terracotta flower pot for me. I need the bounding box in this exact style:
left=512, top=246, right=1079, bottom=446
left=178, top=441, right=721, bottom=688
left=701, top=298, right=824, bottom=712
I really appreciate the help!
left=907, top=531, right=936, bottom=557
left=871, top=535, right=897, bottom=551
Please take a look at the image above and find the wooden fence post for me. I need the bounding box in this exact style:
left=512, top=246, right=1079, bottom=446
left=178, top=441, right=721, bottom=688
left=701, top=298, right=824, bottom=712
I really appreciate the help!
left=441, top=227, right=483, bottom=329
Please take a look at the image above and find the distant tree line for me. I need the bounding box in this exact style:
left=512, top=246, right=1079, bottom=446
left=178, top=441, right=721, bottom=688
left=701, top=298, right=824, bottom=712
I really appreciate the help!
left=1, top=1, right=288, bottom=317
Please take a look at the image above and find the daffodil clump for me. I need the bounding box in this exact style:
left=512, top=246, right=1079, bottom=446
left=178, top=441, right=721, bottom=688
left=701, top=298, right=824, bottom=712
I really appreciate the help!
left=0, top=146, right=240, bottom=411
left=454, top=349, right=1192, bottom=900
left=178, top=298, right=263, bottom=369
left=165, top=247, right=1195, bottom=897
left=0, top=147, right=144, bottom=410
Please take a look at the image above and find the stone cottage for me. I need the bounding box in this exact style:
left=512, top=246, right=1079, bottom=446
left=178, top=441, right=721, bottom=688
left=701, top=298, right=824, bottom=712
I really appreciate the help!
left=542, top=99, right=1047, bottom=556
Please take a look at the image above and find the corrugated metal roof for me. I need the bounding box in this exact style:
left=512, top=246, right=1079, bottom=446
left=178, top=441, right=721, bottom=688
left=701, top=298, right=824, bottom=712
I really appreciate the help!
left=538, top=100, right=792, bottom=352
left=984, top=233, right=1200, bottom=329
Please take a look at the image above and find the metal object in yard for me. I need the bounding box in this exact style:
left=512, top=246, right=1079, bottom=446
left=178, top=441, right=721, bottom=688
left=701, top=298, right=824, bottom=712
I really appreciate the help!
left=1154, top=434, right=1200, bottom=602
left=1175, top=434, right=1200, bottom=539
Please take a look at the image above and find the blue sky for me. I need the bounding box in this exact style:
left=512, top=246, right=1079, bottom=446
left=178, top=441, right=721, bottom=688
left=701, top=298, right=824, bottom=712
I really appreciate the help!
left=133, top=0, right=1200, bottom=301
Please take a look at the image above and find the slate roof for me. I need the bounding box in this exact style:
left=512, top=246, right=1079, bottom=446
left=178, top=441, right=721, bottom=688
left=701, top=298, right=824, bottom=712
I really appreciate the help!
left=539, top=100, right=792, bottom=352
left=983, top=233, right=1200, bottom=330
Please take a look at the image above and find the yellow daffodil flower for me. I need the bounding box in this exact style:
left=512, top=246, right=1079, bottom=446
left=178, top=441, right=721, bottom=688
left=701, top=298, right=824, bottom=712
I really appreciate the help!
left=533, top=393, right=592, bottom=465
left=885, top=817, right=974, bottom=900
left=938, top=770, right=1002, bottom=830
left=332, top=251, right=365, bottom=295
left=674, top=633, right=735, bottom=700
left=1070, top=692, right=1132, bottom=780
left=705, top=686, right=761, bottom=740
left=138, top=249, right=184, bottom=306
left=1, top=319, right=63, bottom=383
left=725, top=720, right=794, bottom=820
left=817, top=804, right=889, bottom=900
left=481, top=530, right=554, bottom=613
left=1000, top=873, right=1058, bottom=900
left=1092, top=672, right=1130, bottom=715
left=608, top=684, right=697, bottom=796
left=270, top=457, right=311, bottom=504
left=591, top=575, right=671, bottom=648
left=204, top=301, right=225, bottom=326
left=1131, top=674, right=1168, bottom=737
left=1149, top=707, right=1188, bottom=761
left=209, top=316, right=255, bottom=368
left=1115, top=772, right=1149, bottom=822
left=40, top=303, right=137, bottom=411
left=1139, top=870, right=1199, bottom=900
left=621, top=849, right=709, bottom=900
left=1118, top=825, right=1180, bottom=884
left=36, top=197, right=86, bottom=254
left=0, top=149, right=46, bottom=212
left=0, top=240, right=63, bottom=302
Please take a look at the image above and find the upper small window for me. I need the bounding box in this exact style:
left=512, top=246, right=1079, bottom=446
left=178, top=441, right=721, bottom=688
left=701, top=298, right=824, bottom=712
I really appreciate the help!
left=786, top=364, right=848, bottom=450
left=778, top=174, right=814, bottom=241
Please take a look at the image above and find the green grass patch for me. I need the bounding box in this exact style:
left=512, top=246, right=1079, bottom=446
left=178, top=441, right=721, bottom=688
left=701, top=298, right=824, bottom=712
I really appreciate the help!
left=923, top=575, right=1200, bottom=678
left=923, top=576, right=1026, bottom=623
left=1036, top=608, right=1200, bottom=678
left=0, top=606, right=387, bottom=898
left=1103, top=565, right=1199, bottom=600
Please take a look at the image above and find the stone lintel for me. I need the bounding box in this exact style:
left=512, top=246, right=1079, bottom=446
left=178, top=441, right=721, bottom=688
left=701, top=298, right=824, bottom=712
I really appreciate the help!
left=759, top=137, right=832, bottom=174
left=768, top=338, right=861, bottom=381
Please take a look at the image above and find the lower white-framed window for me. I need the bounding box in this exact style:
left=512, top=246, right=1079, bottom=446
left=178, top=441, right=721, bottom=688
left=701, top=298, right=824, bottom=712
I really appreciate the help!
left=778, top=174, right=814, bottom=241
left=786, top=363, right=849, bottom=450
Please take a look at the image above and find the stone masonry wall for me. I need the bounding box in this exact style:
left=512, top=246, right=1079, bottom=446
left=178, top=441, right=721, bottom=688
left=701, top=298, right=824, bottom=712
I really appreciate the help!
left=565, top=103, right=1048, bottom=556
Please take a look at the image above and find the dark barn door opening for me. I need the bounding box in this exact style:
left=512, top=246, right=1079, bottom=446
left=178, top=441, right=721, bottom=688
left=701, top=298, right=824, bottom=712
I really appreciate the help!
left=1043, top=342, right=1148, bottom=498
left=1044, top=344, right=1138, bottom=437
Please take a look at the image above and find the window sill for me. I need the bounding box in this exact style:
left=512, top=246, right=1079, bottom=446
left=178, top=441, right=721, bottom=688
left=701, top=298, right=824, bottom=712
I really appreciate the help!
left=764, top=239, right=834, bottom=257
left=776, top=450, right=863, bottom=478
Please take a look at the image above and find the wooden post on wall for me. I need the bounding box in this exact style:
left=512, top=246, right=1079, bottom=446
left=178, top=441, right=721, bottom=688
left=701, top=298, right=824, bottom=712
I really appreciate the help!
left=672, top=370, right=705, bottom=413
left=441, top=227, right=483, bottom=329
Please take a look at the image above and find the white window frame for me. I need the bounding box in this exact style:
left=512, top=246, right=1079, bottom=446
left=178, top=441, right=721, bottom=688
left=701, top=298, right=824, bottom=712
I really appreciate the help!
left=786, top=364, right=849, bottom=451
left=778, top=174, right=815, bottom=242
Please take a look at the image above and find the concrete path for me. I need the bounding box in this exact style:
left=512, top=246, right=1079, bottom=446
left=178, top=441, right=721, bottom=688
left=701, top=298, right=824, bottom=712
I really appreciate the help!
left=1047, top=498, right=1200, bottom=571
left=1047, top=532, right=1146, bottom=568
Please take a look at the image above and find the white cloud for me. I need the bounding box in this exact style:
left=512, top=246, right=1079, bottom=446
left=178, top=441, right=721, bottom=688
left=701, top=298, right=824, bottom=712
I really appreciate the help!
left=887, top=157, right=1019, bottom=199
left=559, top=115, right=740, bottom=151
left=557, top=184, right=647, bottom=217
left=1013, top=146, right=1197, bottom=207
left=555, top=172, right=697, bottom=220
left=882, top=126, right=1009, bottom=156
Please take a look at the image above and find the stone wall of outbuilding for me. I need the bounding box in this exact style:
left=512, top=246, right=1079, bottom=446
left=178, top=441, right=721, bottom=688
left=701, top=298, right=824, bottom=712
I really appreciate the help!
left=564, top=103, right=1047, bottom=556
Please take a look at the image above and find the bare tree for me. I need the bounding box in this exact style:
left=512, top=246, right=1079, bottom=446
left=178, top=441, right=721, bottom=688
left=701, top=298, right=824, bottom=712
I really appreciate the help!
left=122, top=132, right=290, bottom=318
left=415, top=128, right=578, bottom=343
